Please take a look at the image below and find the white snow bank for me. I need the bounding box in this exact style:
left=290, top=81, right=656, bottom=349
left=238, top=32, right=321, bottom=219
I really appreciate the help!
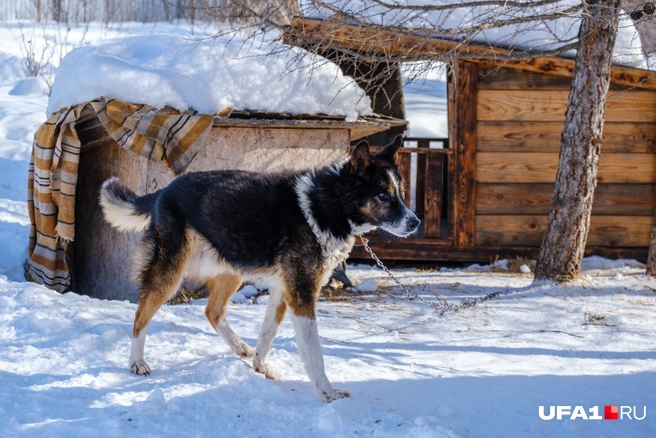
left=47, top=34, right=373, bottom=120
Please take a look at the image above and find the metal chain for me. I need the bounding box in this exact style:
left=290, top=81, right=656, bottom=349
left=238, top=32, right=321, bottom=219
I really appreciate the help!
left=359, top=236, right=501, bottom=315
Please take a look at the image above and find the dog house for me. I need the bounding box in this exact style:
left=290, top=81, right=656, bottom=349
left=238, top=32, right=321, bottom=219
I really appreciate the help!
left=70, top=108, right=404, bottom=301
left=286, top=17, right=656, bottom=264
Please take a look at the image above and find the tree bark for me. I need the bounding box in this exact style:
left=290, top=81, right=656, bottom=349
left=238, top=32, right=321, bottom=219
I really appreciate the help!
left=52, top=0, right=61, bottom=22
left=534, top=0, right=621, bottom=281
left=647, top=213, right=656, bottom=276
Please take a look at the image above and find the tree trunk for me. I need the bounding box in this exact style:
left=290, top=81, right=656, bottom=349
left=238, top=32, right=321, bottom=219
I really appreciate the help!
left=647, top=212, right=656, bottom=276
left=52, top=0, right=61, bottom=21
left=534, top=0, right=621, bottom=281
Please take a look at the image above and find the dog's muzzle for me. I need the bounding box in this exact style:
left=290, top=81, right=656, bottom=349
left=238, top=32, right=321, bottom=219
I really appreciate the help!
left=384, top=212, right=420, bottom=238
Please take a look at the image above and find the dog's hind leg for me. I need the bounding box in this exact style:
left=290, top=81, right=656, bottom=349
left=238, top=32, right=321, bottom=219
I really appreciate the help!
left=205, top=273, right=255, bottom=358
left=129, top=226, right=187, bottom=375
left=253, top=284, right=287, bottom=379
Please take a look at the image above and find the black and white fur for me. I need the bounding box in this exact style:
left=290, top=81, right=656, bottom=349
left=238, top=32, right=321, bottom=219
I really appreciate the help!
left=100, top=135, right=419, bottom=402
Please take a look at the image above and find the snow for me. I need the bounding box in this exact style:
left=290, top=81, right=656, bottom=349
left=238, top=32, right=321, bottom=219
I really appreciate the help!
left=354, top=278, right=378, bottom=292
left=47, top=31, right=372, bottom=120
left=1, top=262, right=656, bottom=437
left=1, top=20, right=656, bottom=438
left=238, top=284, right=259, bottom=299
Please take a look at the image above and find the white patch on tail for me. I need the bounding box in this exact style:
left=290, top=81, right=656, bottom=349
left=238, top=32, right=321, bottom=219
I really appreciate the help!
left=99, top=177, right=150, bottom=233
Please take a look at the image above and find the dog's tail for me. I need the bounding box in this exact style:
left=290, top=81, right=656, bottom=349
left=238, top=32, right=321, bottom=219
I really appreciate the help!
left=99, top=177, right=157, bottom=233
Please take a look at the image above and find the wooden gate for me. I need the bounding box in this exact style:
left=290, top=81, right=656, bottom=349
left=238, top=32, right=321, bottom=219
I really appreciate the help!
left=355, top=137, right=455, bottom=259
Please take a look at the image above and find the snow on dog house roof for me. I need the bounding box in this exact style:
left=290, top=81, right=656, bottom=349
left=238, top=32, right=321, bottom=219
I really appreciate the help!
left=47, top=32, right=405, bottom=138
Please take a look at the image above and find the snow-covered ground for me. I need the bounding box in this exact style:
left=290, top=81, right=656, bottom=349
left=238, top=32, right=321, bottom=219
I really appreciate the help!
left=2, top=262, right=656, bottom=437
left=1, top=20, right=655, bottom=438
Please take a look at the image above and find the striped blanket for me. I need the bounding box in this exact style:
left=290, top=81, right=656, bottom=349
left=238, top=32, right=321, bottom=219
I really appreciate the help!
left=26, top=97, right=214, bottom=292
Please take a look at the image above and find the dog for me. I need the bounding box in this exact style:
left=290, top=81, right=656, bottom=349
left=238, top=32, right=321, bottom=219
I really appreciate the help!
left=99, top=135, right=420, bottom=402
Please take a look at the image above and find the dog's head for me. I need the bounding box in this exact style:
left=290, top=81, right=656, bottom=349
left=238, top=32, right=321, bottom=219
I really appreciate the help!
left=344, top=135, right=420, bottom=238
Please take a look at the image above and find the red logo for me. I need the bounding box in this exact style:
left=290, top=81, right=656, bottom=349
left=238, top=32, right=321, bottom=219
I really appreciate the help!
left=605, top=406, right=619, bottom=420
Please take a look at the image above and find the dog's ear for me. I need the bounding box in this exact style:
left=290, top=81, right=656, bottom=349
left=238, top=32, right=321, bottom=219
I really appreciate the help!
left=376, top=134, right=404, bottom=163
left=350, top=140, right=371, bottom=174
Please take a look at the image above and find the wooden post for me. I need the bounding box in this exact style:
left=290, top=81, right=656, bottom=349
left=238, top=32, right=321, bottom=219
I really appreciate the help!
left=424, top=154, right=444, bottom=238
left=398, top=152, right=412, bottom=203
left=451, top=61, right=478, bottom=247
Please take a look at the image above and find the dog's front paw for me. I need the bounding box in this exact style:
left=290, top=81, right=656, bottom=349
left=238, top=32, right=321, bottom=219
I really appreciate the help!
left=322, top=389, right=350, bottom=403
left=237, top=342, right=255, bottom=358
left=253, top=357, right=277, bottom=380
left=130, top=360, right=151, bottom=376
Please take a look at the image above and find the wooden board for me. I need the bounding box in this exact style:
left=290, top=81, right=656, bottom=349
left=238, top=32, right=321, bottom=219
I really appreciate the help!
left=423, top=155, right=443, bottom=238
left=478, top=67, right=572, bottom=90
left=398, top=153, right=412, bottom=203
left=477, top=121, right=656, bottom=153
left=478, top=67, right=632, bottom=91
left=477, top=90, right=656, bottom=122
left=476, top=152, right=656, bottom=183
left=476, top=183, right=655, bottom=216
left=476, top=215, right=652, bottom=247
left=349, top=240, right=648, bottom=263
left=212, top=115, right=406, bottom=141
left=452, top=61, right=477, bottom=246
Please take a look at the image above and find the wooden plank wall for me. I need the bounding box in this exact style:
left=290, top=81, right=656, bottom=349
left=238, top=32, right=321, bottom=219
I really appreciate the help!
left=475, top=67, right=656, bottom=248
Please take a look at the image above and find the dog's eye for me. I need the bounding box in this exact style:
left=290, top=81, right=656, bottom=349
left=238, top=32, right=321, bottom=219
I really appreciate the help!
left=377, top=192, right=390, bottom=202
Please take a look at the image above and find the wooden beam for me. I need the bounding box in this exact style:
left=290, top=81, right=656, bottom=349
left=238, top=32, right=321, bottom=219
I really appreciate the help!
left=287, top=17, right=656, bottom=90
left=452, top=61, right=478, bottom=247
left=349, top=241, right=648, bottom=263
left=211, top=115, right=407, bottom=141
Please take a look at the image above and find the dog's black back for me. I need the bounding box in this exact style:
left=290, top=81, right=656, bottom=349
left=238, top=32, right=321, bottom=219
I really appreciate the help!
left=160, top=170, right=319, bottom=269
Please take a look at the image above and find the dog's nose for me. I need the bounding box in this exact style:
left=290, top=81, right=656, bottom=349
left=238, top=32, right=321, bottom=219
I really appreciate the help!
left=407, top=216, right=420, bottom=231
